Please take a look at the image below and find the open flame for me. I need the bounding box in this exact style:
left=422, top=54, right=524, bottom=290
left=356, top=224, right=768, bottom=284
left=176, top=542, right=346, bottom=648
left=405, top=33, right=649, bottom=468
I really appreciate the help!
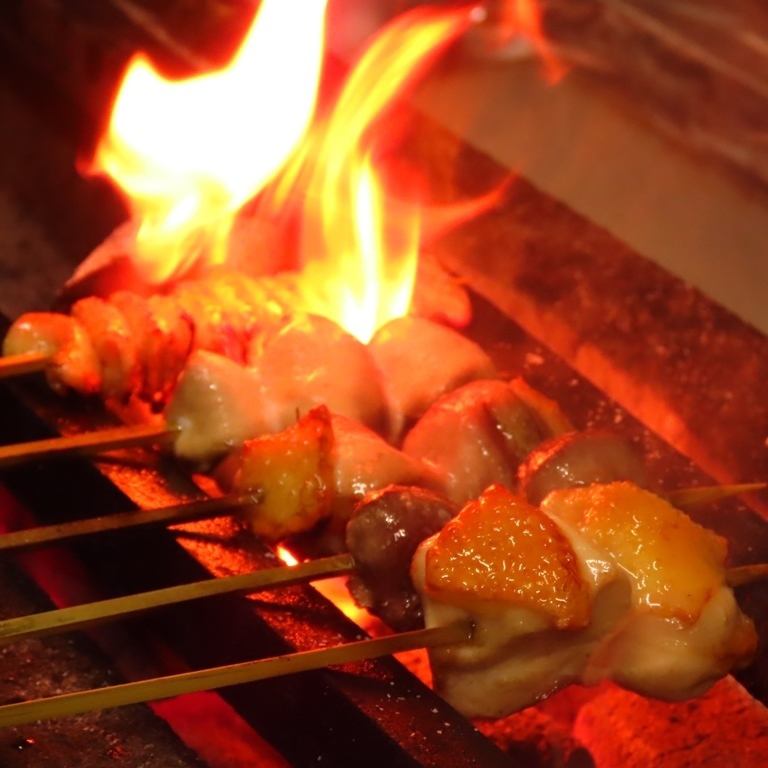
left=287, top=4, right=474, bottom=341
left=91, top=0, right=329, bottom=284
left=89, top=1, right=481, bottom=340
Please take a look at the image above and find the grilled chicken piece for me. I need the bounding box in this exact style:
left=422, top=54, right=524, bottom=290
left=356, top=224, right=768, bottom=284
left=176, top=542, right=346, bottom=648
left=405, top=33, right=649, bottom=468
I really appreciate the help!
left=71, top=297, right=139, bottom=401
left=369, top=316, right=496, bottom=442
left=165, top=351, right=282, bottom=465
left=403, top=379, right=572, bottom=504
left=346, top=486, right=458, bottom=630
left=216, top=406, right=335, bottom=539
left=543, top=482, right=757, bottom=700
left=414, top=482, right=756, bottom=719
left=518, top=430, right=650, bottom=505
left=215, top=408, right=443, bottom=541
left=413, top=485, right=629, bottom=717
left=248, top=314, right=389, bottom=437
left=2, top=312, right=101, bottom=395
left=2, top=270, right=289, bottom=403
left=112, top=292, right=194, bottom=405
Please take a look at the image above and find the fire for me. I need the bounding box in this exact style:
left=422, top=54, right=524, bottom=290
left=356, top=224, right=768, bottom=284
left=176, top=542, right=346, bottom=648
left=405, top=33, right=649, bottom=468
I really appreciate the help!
left=91, top=0, right=329, bottom=284
left=495, top=0, right=566, bottom=83
left=279, top=4, right=475, bottom=342
left=90, top=1, right=482, bottom=341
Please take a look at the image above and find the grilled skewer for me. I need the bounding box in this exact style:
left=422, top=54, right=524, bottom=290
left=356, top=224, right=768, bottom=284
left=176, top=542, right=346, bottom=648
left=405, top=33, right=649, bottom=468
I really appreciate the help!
left=0, top=481, right=763, bottom=728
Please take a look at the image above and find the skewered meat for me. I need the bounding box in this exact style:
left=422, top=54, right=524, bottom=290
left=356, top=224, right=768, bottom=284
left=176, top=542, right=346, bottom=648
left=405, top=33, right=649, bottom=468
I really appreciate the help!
left=368, top=316, right=495, bottom=442
left=403, top=378, right=572, bottom=504
left=542, top=482, right=757, bottom=700
left=413, top=484, right=628, bottom=717
left=215, top=406, right=443, bottom=540
left=346, top=485, right=458, bottom=630
left=2, top=270, right=289, bottom=404
left=413, top=483, right=756, bottom=719
left=518, top=430, right=650, bottom=505
left=165, top=351, right=278, bottom=465
left=247, top=313, right=389, bottom=436
left=166, top=314, right=389, bottom=464
left=3, top=313, right=101, bottom=395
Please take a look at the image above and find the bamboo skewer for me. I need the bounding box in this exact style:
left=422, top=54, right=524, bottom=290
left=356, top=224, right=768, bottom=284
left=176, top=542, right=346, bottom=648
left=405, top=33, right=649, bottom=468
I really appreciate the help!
left=0, top=541, right=764, bottom=651
left=0, top=423, right=175, bottom=468
left=668, top=482, right=767, bottom=509
left=726, top=563, right=768, bottom=588
left=0, top=621, right=472, bottom=728
left=0, top=553, right=356, bottom=645
left=0, top=351, right=50, bottom=379
left=0, top=481, right=762, bottom=555
left=0, top=493, right=260, bottom=553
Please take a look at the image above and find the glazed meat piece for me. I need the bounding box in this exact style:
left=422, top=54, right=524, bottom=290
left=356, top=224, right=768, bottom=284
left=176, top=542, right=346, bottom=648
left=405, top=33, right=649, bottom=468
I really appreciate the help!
left=413, top=484, right=629, bottom=717
left=413, top=482, right=756, bottom=719
left=248, top=314, right=389, bottom=437
left=518, top=430, right=650, bottom=505
left=215, top=407, right=443, bottom=541
left=346, top=486, right=458, bottom=630
left=542, top=482, right=757, bottom=701
left=368, top=316, right=496, bottom=442
left=403, top=378, right=572, bottom=504
left=2, top=312, right=101, bottom=395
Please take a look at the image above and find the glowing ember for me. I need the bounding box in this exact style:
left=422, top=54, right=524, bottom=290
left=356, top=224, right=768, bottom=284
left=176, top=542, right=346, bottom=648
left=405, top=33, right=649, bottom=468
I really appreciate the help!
left=90, top=0, right=329, bottom=283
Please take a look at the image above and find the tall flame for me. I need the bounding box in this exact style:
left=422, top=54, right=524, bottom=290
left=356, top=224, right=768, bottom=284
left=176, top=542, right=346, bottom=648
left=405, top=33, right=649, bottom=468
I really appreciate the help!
left=289, top=5, right=475, bottom=342
left=92, top=0, right=329, bottom=283
left=89, top=1, right=490, bottom=342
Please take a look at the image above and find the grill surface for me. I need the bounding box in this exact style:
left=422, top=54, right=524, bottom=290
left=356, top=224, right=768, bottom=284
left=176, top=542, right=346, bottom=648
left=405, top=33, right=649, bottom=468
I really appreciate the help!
left=0, top=1, right=766, bottom=766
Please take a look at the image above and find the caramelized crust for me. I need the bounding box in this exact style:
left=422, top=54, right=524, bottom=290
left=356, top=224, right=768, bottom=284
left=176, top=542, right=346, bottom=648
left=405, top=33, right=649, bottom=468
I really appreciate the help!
left=542, top=482, right=728, bottom=623
left=424, top=484, right=591, bottom=628
left=223, top=405, right=335, bottom=539
left=71, top=297, right=138, bottom=400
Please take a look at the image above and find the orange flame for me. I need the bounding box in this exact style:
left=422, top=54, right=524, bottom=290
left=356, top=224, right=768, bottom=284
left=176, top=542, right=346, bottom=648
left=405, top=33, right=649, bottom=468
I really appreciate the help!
left=496, top=0, right=566, bottom=83
left=91, top=0, right=329, bottom=283
left=286, top=5, right=475, bottom=342
left=90, top=1, right=488, bottom=342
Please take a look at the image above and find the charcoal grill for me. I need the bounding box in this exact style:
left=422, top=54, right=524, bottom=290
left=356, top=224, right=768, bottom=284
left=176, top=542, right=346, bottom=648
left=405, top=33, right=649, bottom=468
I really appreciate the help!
left=0, top=2, right=766, bottom=767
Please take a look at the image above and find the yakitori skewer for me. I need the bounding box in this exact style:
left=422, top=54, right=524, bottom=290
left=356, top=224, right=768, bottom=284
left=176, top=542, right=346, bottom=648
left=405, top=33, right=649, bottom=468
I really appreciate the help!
left=0, top=553, right=356, bottom=645
left=0, top=621, right=472, bottom=728
left=0, top=536, right=763, bottom=649
left=0, top=493, right=259, bottom=553
left=0, top=478, right=762, bottom=557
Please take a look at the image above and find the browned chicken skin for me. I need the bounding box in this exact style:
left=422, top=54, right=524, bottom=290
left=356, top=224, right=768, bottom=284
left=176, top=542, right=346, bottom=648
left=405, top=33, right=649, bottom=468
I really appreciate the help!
left=2, top=270, right=289, bottom=405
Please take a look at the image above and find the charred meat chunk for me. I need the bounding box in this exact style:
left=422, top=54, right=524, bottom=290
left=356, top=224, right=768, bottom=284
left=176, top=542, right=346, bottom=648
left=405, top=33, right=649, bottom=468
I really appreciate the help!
left=346, top=486, right=458, bottom=630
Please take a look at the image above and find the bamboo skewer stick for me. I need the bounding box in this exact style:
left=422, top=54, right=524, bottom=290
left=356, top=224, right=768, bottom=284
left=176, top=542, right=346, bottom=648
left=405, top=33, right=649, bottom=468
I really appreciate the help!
left=0, top=423, right=175, bottom=468
left=0, top=540, right=764, bottom=650
left=0, top=351, right=50, bottom=379
left=726, top=563, right=768, bottom=588
left=0, top=553, right=356, bottom=645
left=0, top=480, right=761, bottom=554
left=0, top=621, right=472, bottom=728
left=668, top=482, right=766, bottom=509
left=0, top=493, right=260, bottom=553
